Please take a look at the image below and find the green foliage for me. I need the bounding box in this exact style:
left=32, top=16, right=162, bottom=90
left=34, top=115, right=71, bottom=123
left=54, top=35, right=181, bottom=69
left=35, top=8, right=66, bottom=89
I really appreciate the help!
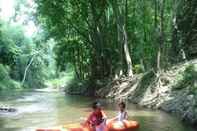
left=183, top=65, right=197, bottom=86
left=170, top=0, right=197, bottom=62
left=65, top=79, right=89, bottom=95
left=33, top=0, right=197, bottom=94
left=0, top=19, right=56, bottom=89
left=34, top=0, right=178, bottom=80
left=49, top=71, right=75, bottom=89
left=0, top=23, right=22, bottom=67
left=173, top=64, right=197, bottom=91
left=133, top=64, right=144, bottom=74
left=176, top=0, right=197, bottom=58
left=0, top=64, right=10, bottom=80
left=0, top=64, right=21, bottom=90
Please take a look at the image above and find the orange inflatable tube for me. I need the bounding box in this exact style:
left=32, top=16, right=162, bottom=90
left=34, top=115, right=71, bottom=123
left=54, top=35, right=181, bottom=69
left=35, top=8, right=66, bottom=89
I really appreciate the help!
left=67, top=120, right=139, bottom=131
left=68, top=126, right=91, bottom=131
left=36, top=129, right=61, bottom=131
left=106, top=120, right=139, bottom=131
left=36, top=120, right=139, bottom=131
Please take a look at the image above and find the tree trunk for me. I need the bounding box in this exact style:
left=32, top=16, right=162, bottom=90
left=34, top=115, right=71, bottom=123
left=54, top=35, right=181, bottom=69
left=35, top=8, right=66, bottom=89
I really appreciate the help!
left=21, top=55, right=35, bottom=86
left=123, top=25, right=133, bottom=77
left=124, top=0, right=133, bottom=77
left=157, top=48, right=161, bottom=72
left=89, top=1, right=105, bottom=80
left=112, top=0, right=133, bottom=77
left=157, top=0, right=165, bottom=72
left=140, top=59, right=145, bottom=72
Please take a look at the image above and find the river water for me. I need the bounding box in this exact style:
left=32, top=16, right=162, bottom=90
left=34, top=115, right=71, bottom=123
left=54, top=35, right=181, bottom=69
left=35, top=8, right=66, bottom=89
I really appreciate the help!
left=0, top=90, right=195, bottom=131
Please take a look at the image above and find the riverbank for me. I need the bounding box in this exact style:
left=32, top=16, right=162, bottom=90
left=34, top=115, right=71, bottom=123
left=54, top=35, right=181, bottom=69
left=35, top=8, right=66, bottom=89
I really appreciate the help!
left=96, top=59, right=197, bottom=125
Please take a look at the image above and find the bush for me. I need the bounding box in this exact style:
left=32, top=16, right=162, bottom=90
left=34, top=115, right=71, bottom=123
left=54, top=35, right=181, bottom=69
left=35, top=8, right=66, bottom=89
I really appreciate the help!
left=133, top=64, right=144, bottom=74
left=173, top=64, right=197, bottom=91
left=0, top=64, right=10, bottom=80
left=65, top=79, right=89, bottom=95
left=0, top=64, right=21, bottom=90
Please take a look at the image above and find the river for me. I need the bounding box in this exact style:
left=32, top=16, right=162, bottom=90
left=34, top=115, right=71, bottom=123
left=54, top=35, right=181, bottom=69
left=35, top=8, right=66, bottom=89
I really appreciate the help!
left=0, top=90, right=195, bottom=131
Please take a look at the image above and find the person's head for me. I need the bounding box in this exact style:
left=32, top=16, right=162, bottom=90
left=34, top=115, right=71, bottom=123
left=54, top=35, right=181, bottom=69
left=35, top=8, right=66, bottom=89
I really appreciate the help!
left=118, top=101, right=126, bottom=112
left=92, top=101, right=101, bottom=112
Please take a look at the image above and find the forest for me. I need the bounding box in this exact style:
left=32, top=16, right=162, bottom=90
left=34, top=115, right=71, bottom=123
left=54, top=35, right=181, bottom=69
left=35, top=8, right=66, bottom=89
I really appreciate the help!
left=0, top=20, right=57, bottom=89
left=35, top=0, right=197, bottom=94
left=0, top=0, right=196, bottom=91
left=0, top=0, right=57, bottom=90
left=0, top=0, right=197, bottom=130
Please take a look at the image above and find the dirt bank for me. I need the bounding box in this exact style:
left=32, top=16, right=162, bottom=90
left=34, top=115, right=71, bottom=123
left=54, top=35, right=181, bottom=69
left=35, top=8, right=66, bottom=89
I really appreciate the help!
left=97, top=59, right=197, bottom=125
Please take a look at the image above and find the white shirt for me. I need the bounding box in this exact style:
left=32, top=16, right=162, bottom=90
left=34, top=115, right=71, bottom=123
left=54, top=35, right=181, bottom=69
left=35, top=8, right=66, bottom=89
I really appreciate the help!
left=117, top=111, right=127, bottom=121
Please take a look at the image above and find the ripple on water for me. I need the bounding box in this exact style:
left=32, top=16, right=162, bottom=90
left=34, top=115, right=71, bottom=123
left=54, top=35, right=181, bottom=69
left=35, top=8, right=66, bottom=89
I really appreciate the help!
left=0, top=90, right=196, bottom=131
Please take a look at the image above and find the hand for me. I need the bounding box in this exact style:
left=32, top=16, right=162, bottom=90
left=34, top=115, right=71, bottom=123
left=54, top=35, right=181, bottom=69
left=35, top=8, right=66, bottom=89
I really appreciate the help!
left=80, top=122, right=85, bottom=126
left=80, top=117, right=86, bottom=121
left=103, top=118, right=107, bottom=123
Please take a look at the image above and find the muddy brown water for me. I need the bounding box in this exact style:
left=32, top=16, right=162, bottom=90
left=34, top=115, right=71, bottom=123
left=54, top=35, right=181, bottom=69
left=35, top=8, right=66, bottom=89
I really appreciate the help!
left=0, top=90, right=195, bottom=131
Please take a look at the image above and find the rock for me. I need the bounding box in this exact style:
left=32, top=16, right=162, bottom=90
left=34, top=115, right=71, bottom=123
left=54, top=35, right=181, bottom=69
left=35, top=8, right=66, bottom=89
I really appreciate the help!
left=187, top=95, right=194, bottom=101
left=0, top=107, right=17, bottom=112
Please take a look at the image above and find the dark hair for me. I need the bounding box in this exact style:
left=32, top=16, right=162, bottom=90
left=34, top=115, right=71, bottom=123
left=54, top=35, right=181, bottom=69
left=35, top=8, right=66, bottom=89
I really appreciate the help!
left=92, top=101, right=101, bottom=109
left=118, top=101, right=126, bottom=109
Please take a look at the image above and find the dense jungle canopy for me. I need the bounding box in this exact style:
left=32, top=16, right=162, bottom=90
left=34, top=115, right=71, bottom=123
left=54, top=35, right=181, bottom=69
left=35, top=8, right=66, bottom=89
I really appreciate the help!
left=0, top=0, right=196, bottom=93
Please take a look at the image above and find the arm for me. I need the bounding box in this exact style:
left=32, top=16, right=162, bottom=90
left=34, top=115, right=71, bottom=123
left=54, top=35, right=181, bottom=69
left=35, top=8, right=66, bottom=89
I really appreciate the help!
left=110, top=112, right=119, bottom=121
left=101, top=110, right=108, bottom=123
left=111, top=116, right=118, bottom=121
left=82, top=113, right=93, bottom=126
left=124, top=111, right=128, bottom=120
left=101, top=110, right=107, bottom=119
